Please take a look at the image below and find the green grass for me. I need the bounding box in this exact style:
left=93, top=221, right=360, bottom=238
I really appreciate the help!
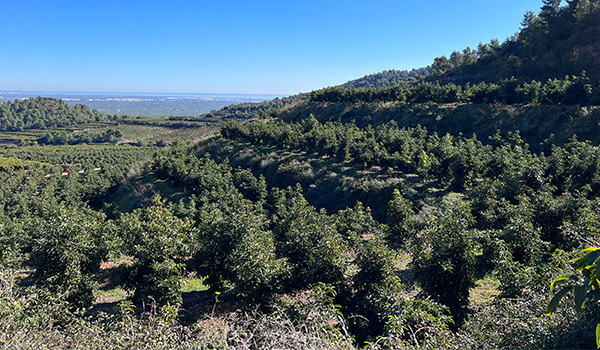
left=469, top=276, right=500, bottom=306
left=92, top=275, right=208, bottom=305
left=181, top=275, right=209, bottom=293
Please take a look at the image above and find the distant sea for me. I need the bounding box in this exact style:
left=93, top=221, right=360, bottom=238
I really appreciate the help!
left=0, top=91, right=284, bottom=118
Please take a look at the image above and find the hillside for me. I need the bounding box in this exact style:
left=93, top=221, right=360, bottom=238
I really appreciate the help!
left=339, top=67, right=432, bottom=88
left=191, top=69, right=432, bottom=122
left=432, top=1, right=600, bottom=84
left=277, top=101, right=600, bottom=152
left=197, top=93, right=308, bottom=120
left=233, top=1, right=600, bottom=152
left=0, top=97, right=115, bottom=131
left=194, top=3, right=600, bottom=150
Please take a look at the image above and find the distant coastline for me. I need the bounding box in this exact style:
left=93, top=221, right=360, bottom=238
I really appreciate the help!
left=0, top=90, right=287, bottom=118
left=0, top=90, right=285, bottom=100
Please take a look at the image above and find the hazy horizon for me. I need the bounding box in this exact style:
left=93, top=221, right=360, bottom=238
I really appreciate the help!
left=0, top=90, right=282, bottom=117
left=0, top=90, right=286, bottom=99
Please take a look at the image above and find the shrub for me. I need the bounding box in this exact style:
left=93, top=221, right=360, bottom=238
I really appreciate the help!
left=272, top=186, right=348, bottom=289
left=386, top=189, right=415, bottom=245
left=411, top=196, right=476, bottom=325
left=119, top=196, right=192, bottom=306
left=28, top=207, right=107, bottom=308
left=347, top=236, right=405, bottom=341
left=190, top=191, right=286, bottom=302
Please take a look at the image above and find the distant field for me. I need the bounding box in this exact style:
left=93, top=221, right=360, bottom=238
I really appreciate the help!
left=0, top=121, right=217, bottom=146
left=0, top=156, right=48, bottom=170
left=117, top=123, right=218, bottom=144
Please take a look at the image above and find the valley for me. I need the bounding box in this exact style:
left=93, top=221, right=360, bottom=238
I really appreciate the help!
left=2, top=1, right=600, bottom=349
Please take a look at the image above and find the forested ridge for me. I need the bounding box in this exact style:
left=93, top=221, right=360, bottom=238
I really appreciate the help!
left=2, top=1, right=600, bottom=349
left=339, top=67, right=433, bottom=88
left=430, top=0, right=600, bottom=84
left=0, top=97, right=117, bottom=131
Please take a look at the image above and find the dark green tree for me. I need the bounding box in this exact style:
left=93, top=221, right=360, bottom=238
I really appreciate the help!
left=386, top=189, right=415, bottom=245
left=412, top=196, right=476, bottom=325
left=29, top=207, right=108, bottom=308
left=119, top=196, right=192, bottom=306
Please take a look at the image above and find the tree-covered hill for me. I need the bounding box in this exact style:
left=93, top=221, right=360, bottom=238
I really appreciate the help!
left=197, top=93, right=308, bottom=121
left=192, top=69, right=434, bottom=122
left=277, top=100, right=600, bottom=152
left=233, top=1, right=600, bottom=151
left=193, top=1, right=599, bottom=129
left=0, top=97, right=118, bottom=131
left=431, top=0, right=600, bottom=84
left=339, top=67, right=433, bottom=88
left=190, top=2, right=600, bottom=153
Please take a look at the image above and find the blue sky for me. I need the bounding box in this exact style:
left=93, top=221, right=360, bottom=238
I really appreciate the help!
left=1, top=0, right=543, bottom=95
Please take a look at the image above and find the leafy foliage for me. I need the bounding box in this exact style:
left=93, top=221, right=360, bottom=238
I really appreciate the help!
left=272, top=186, right=348, bottom=289
left=386, top=189, right=415, bottom=245
left=0, top=97, right=115, bottom=131
left=433, top=0, right=600, bottom=84
left=4, top=2, right=600, bottom=348
left=311, top=73, right=597, bottom=106
left=412, top=196, right=476, bottom=325
left=548, top=247, right=600, bottom=348
left=340, top=67, right=433, bottom=88
left=28, top=207, right=108, bottom=308
left=0, top=156, right=48, bottom=171
left=118, top=196, right=192, bottom=305
left=190, top=191, right=286, bottom=302
left=37, top=128, right=122, bottom=145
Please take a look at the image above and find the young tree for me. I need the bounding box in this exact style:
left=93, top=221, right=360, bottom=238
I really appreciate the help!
left=191, top=191, right=286, bottom=302
left=386, top=189, right=415, bottom=245
left=29, top=207, right=108, bottom=308
left=119, top=196, right=192, bottom=306
left=272, top=186, right=348, bottom=289
left=412, top=196, right=476, bottom=325
left=432, top=55, right=452, bottom=75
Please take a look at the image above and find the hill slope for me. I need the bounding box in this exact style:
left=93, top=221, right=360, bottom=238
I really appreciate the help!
left=432, top=1, right=600, bottom=84
left=340, top=67, right=432, bottom=88
left=0, top=97, right=115, bottom=131
left=237, top=1, right=600, bottom=151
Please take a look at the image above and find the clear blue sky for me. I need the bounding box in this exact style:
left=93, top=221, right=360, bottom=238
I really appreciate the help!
left=1, top=0, right=544, bottom=95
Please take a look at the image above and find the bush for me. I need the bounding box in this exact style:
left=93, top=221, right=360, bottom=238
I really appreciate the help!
left=28, top=207, right=107, bottom=308
left=272, top=186, right=349, bottom=289
left=411, top=196, right=476, bottom=325
left=386, top=189, right=415, bottom=245
left=119, top=196, right=192, bottom=306
left=190, top=191, right=286, bottom=302
left=347, top=236, right=405, bottom=341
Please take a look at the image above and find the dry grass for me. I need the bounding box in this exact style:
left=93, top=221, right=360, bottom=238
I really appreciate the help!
left=0, top=270, right=359, bottom=350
